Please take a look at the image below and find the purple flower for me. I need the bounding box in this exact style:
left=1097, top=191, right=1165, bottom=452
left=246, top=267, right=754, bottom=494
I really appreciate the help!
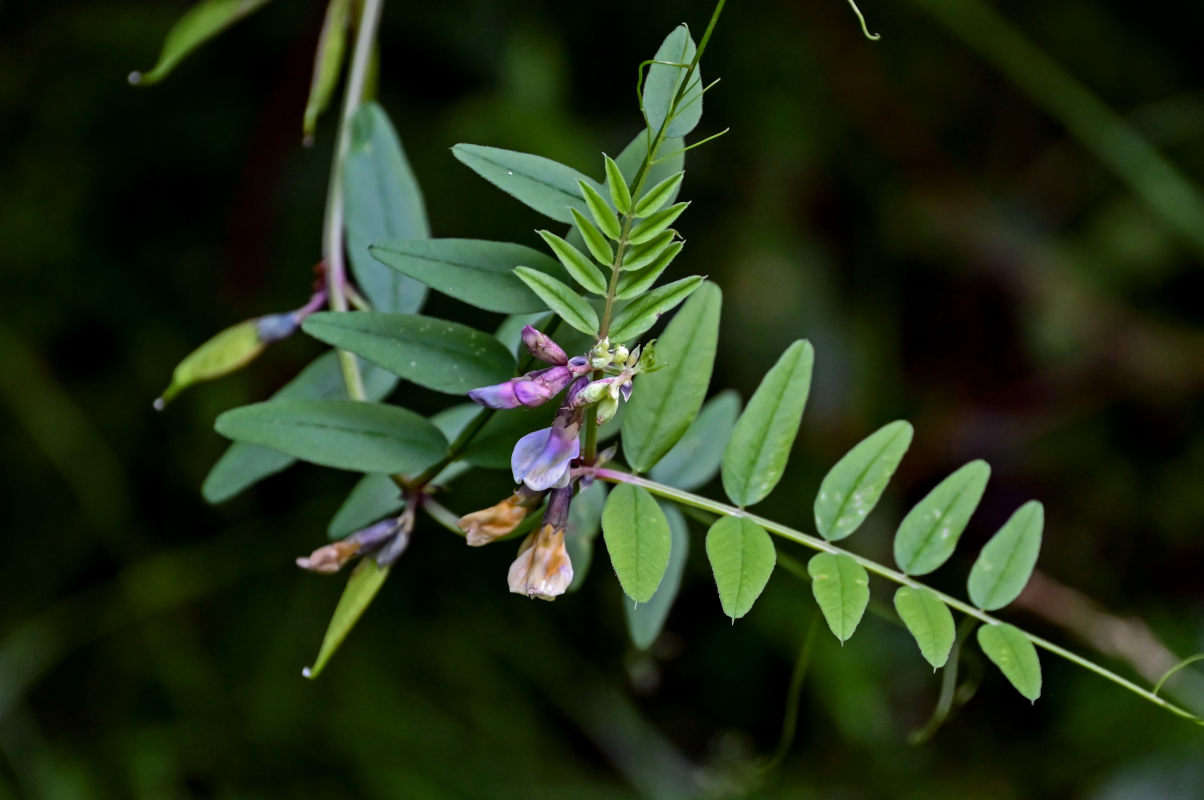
left=511, top=422, right=580, bottom=490
left=468, top=366, right=574, bottom=409
left=522, top=326, right=568, bottom=365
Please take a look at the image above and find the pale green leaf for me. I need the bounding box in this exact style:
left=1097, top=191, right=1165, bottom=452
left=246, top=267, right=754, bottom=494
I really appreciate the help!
left=608, top=275, right=703, bottom=343
left=602, top=483, right=672, bottom=603
left=893, top=586, right=956, bottom=669
left=304, top=558, right=388, bottom=679
left=706, top=516, right=776, bottom=620
left=513, top=268, right=599, bottom=334
left=201, top=353, right=396, bottom=503
left=650, top=390, right=740, bottom=491
left=807, top=552, right=870, bottom=643
left=301, top=0, right=349, bottom=142
left=603, top=154, right=632, bottom=214
left=628, top=202, right=689, bottom=245
left=327, top=473, right=404, bottom=540
left=344, top=103, right=430, bottom=313
left=621, top=282, right=721, bottom=472
left=538, top=230, right=607, bottom=295
left=302, top=312, right=514, bottom=394
left=157, top=319, right=265, bottom=407
left=452, top=144, right=599, bottom=223
left=721, top=340, right=815, bottom=507
left=569, top=208, right=615, bottom=266
left=369, top=239, right=561, bottom=314
left=643, top=25, right=703, bottom=139
left=814, top=421, right=914, bottom=542
left=625, top=504, right=689, bottom=648
left=977, top=623, right=1042, bottom=701
left=968, top=501, right=1044, bottom=611
left=616, top=241, right=684, bottom=299
left=130, top=0, right=269, bottom=86
left=633, top=171, right=685, bottom=217
left=894, top=461, right=991, bottom=576
left=579, top=180, right=621, bottom=240
left=620, top=230, right=678, bottom=272
left=214, top=399, right=447, bottom=474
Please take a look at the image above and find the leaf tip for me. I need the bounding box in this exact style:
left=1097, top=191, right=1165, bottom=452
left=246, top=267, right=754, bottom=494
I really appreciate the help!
left=152, top=396, right=166, bottom=412
left=127, top=70, right=143, bottom=86
left=301, top=666, right=315, bottom=680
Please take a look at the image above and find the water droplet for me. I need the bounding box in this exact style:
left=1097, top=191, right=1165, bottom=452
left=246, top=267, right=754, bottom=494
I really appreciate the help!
left=507, top=170, right=514, bottom=175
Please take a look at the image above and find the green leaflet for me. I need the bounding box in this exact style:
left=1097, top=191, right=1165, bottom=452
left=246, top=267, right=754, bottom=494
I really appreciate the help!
left=304, top=558, right=389, bottom=679
left=301, top=0, right=349, bottom=142
left=613, top=133, right=685, bottom=202
left=302, top=312, right=515, bottom=395
left=569, top=208, right=615, bottom=266
left=370, top=239, right=561, bottom=314
left=578, top=181, right=621, bottom=240
left=642, top=25, right=703, bottom=139
left=327, top=473, right=404, bottom=540
left=632, top=171, right=685, bottom=218
left=807, top=552, right=870, bottom=643
left=968, top=501, right=1044, bottom=611
left=608, top=275, right=703, bottom=343
left=602, top=483, right=672, bottom=603
left=157, top=318, right=265, bottom=407
left=706, top=516, right=776, bottom=620
left=814, top=420, right=914, bottom=542
left=452, top=144, right=600, bottom=224
left=129, top=0, right=270, bottom=86
left=603, top=155, right=631, bottom=214
left=621, top=282, right=721, bottom=473
left=538, top=229, right=607, bottom=295
left=625, top=504, right=690, bottom=648
left=344, top=103, right=430, bottom=314
left=620, top=230, right=678, bottom=272
left=202, top=352, right=397, bottom=503
left=616, top=241, right=684, bottom=300
left=214, top=399, right=447, bottom=475
left=977, top=623, right=1042, bottom=702
left=628, top=202, right=689, bottom=245
left=894, top=460, right=991, bottom=576
left=721, top=340, right=814, bottom=508
left=893, top=586, right=956, bottom=669
left=566, top=481, right=607, bottom=592
left=650, top=390, right=740, bottom=491
left=513, top=268, right=598, bottom=334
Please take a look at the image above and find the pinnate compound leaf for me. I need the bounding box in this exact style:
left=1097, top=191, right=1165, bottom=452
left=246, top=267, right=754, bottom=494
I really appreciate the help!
left=452, top=144, right=598, bottom=224
left=344, top=104, right=430, bottom=314
left=302, top=0, right=349, bottom=142
left=130, top=0, right=269, bottom=86
left=814, top=420, right=914, bottom=542
left=578, top=181, right=621, bottom=240
left=807, top=552, right=870, bottom=643
left=628, top=202, right=689, bottom=245
left=537, top=230, right=607, bottom=295
left=621, top=282, right=721, bottom=473
left=214, top=399, right=447, bottom=475
left=202, top=353, right=396, bottom=503
left=370, top=239, right=560, bottom=314
left=893, top=586, right=956, bottom=669
left=327, top=473, right=404, bottom=540
left=706, top=516, right=776, bottom=620
left=304, top=558, right=388, bottom=679
left=568, top=209, right=615, bottom=272
left=968, top=501, right=1044, bottom=611
left=302, top=312, right=514, bottom=394
left=633, top=171, right=685, bottom=217
left=617, top=242, right=684, bottom=300
left=650, top=390, right=740, bottom=491
left=977, top=623, right=1042, bottom=702
left=602, top=483, right=672, bottom=603
left=603, top=155, right=632, bottom=214
left=894, top=461, right=990, bottom=576
left=643, top=25, right=703, bottom=139
left=513, top=268, right=598, bottom=334
left=157, top=319, right=266, bottom=407
left=625, top=504, right=690, bottom=648
left=722, top=340, right=814, bottom=507
left=608, top=275, right=703, bottom=343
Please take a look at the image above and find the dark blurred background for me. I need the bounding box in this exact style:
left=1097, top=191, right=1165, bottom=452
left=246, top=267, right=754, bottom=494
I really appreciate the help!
left=3, top=0, right=1204, bottom=797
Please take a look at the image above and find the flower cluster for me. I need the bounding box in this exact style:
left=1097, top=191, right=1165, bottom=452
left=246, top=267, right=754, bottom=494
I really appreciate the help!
left=456, top=326, right=659, bottom=600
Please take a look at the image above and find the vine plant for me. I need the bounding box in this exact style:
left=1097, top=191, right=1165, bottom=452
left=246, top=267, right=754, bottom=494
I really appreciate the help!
left=142, top=0, right=1202, bottom=728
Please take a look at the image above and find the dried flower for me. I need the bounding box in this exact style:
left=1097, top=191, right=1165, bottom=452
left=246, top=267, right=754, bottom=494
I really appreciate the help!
left=296, top=518, right=400, bottom=574
left=458, top=487, right=544, bottom=546
left=507, top=487, right=573, bottom=600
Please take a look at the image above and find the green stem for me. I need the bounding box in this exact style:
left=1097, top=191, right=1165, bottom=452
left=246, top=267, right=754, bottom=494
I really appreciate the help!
left=591, top=468, right=1203, bottom=725
left=320, top=0, right=384, bottom=401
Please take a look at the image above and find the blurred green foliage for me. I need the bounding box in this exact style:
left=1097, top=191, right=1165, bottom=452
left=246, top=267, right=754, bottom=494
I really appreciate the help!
left=2, top=0, right=1203, bottom=797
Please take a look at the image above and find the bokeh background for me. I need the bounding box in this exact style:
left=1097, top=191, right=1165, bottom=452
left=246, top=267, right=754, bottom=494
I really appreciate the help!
left=3, top=0, right=1204, bottom=797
